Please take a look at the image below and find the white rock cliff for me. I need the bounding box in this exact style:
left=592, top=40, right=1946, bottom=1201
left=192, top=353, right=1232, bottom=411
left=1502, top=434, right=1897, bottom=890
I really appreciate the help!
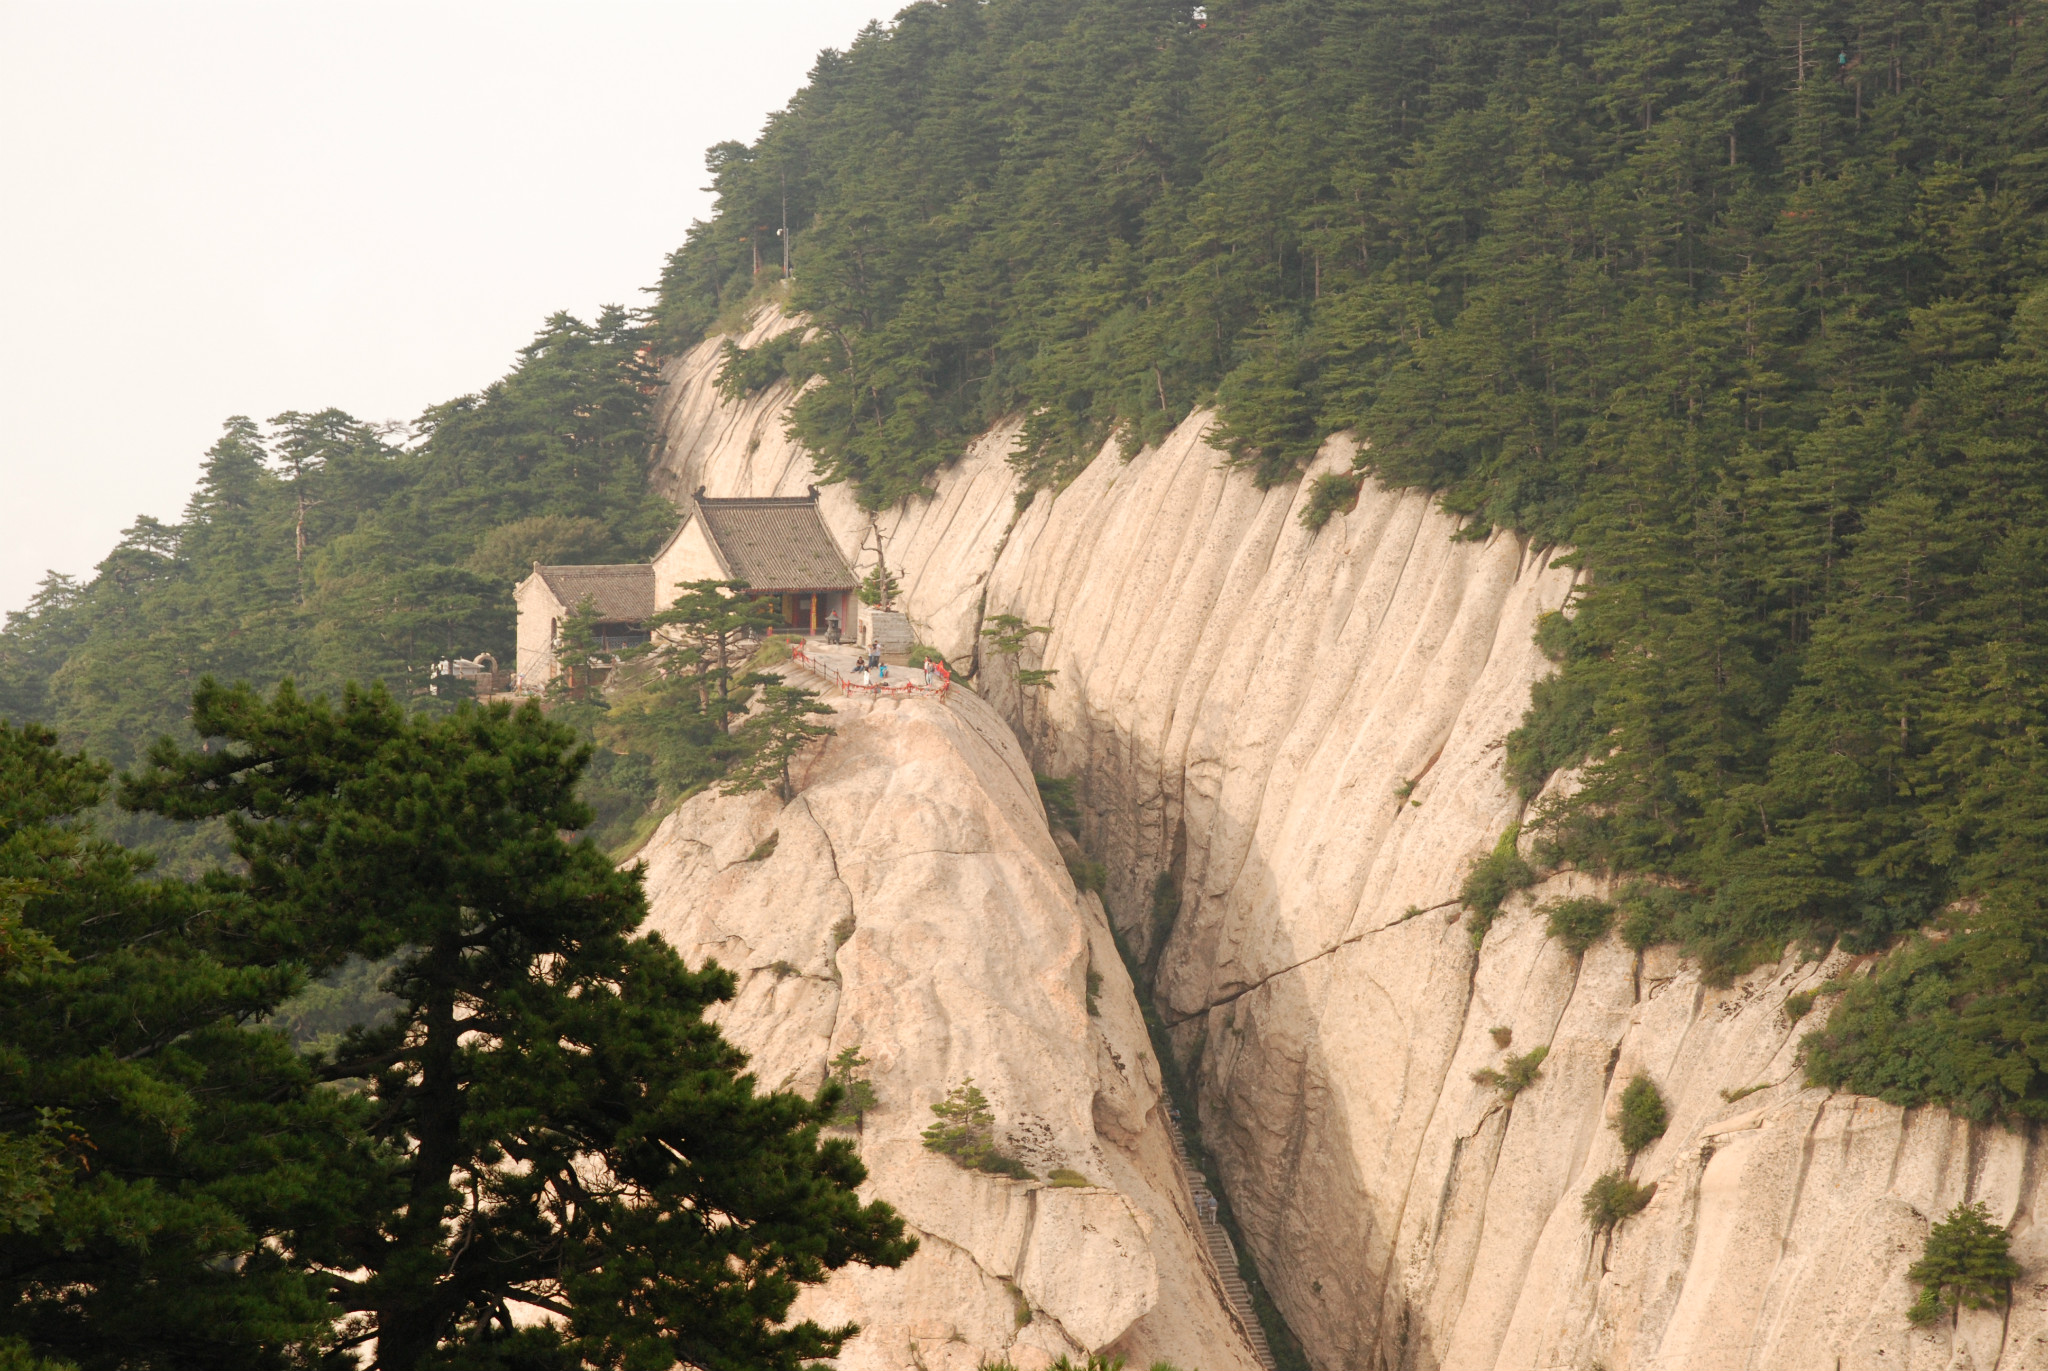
left=643, top=317, right=2048, bottom=1370
left=636, top=684, right=1264, bottom=1371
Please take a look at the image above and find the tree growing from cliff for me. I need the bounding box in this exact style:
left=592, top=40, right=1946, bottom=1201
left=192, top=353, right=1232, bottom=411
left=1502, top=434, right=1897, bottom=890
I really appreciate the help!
left=721, top=683, right=834, bottom=803
left=646, top=579, right=776, bottom=733
left=981, top=615, right=1057, bottom=690
left=1614, top=1075, right=1668, bottom=1157
left=122, top=679, right=914, bottom=1371
left=825, top=1047, right=880, bottom=1129
left=921, top=1079, right=1030, bottom=1180
left=578, top=582, right=782, bottom=844
left=858, top=564, right=899, bottom=611
left=1907, top=1201, right=2020, bottom=1327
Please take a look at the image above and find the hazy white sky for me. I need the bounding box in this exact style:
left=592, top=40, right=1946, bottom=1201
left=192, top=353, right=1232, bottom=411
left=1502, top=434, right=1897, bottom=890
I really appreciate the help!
left=0, top=1, right=899, bottom=616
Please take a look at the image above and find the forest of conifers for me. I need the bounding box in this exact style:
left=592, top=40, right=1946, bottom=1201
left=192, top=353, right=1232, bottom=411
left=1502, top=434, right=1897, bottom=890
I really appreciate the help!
left=6, top=0, right=2048, bottom=1121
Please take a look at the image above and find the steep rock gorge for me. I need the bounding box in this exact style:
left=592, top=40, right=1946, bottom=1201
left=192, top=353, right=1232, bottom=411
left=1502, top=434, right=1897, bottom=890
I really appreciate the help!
left=648, top=320, right=2048, bottom=1370
left=638, top=683, right=1264, bottom=1371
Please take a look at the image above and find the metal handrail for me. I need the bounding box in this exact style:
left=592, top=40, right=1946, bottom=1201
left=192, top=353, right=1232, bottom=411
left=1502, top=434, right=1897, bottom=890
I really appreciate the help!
left=789, top=642, right=951, bottom=699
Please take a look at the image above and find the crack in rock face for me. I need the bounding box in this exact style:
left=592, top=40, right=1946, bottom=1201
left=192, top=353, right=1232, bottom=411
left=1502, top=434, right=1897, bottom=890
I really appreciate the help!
left=636, top=683, right=1259, bottom=1371
left=649, top=320, right=2048, bottom=1371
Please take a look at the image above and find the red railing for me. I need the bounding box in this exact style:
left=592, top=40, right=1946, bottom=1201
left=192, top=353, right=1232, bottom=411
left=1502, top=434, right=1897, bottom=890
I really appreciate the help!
left=789, top=642, right=952, bottom=700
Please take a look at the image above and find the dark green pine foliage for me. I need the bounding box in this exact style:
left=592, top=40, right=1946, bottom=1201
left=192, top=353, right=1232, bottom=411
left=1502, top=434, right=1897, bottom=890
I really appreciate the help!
left=721, top=684, right=836, bottom=803
left=1905, top=1201, right=2021, bottom=1326
left=583, top=581, right=780, bottom=831
left=0, top=312, right=673, bottom=773
left=0, top=720, right=373, bottom=1371
left=574, top=583, right=782, bottom=851
left=0, top=575, right=86, bottom=727
left=660, top=0, right=2048, bottom=1120
left=643, top=580, right=780, bottom=735
left=120, top=680, right=912, bottom=1371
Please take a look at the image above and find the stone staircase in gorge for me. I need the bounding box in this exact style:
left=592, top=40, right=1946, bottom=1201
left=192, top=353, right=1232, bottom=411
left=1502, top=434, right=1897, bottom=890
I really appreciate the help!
left=1163, top=1110, right=1278, bottom=1371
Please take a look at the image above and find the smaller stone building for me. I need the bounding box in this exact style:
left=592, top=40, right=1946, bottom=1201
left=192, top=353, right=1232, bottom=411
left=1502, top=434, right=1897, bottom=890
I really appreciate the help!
left=513, top=564, right=655, bottom=688
left=513, top=490, right=857, bottom=689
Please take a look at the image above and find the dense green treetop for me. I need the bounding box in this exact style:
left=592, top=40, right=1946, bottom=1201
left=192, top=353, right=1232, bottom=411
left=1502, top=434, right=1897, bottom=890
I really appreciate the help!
left=0, top=719, right=371, bottom=1371
left=119, top=680, right=909, bottom=1371
left=658, top=0, right=2048, bottom=512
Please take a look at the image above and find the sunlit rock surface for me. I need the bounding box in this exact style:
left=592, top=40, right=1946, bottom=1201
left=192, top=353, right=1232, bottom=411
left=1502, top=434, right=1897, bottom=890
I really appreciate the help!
left=646, top=314, right=2048, bottom=1371
left=637, top=684, right=1263, bottom=1371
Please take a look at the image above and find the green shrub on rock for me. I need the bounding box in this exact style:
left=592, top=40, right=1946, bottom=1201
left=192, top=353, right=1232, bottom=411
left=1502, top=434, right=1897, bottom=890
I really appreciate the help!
left=1035, top=774, right=1080, bottom=830
left=1583, top=1171, right=1655, bottom=1233
left=1615, top=1075, right=1668, bottom=1156
left=1907, top=1201, right=2020, bottom=1326
left=1300, top=471, right=1365, bottom=530
left=921, top=1079, right=1032, bottom=1179
left=1472, top=1046, right=1548, bottom=1099
left=1544, top=897, right=1614, bottom=956
left=1460, top=827, right=1537, bottom=946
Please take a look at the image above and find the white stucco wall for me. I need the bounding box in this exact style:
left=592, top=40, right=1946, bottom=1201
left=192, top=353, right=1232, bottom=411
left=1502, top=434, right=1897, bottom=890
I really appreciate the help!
left=651, top=515, right=727, bottom=609
left=513, top=574, right=565, bottom=688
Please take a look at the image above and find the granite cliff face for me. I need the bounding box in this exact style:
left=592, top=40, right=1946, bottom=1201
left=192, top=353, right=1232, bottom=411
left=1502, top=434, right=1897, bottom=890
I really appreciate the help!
left=645, top=317, right=2048, bottom=1370
left=637, top=683, right=1264, bottom=1371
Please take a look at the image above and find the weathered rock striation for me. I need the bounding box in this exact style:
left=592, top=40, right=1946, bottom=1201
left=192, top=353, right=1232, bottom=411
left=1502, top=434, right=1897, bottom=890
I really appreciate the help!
left=647, top=318, right=2048, bottom=1370
left=636, top=682, right=1264, bottom=1371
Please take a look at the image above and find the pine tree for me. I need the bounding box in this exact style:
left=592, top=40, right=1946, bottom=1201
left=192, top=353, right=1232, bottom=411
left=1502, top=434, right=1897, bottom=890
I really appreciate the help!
left=121, top=680, right=913, bottom=1371
left=546, top=595, right=608, bottom=704
left=0, top=576, right=85, bottom=724
left=722, top=684, right=835, bottom=803
left=920, top=1079, right=1029, bottom=1179
left=0, top=719, right=369, bottom=1371
left=646, top=580, right=777, bottom=733
left=591, top=582, right=779, bottom=819
left=1907, top=1201, right=2020, bottom=1325
left=826, top=1047, right=880, bottom=1129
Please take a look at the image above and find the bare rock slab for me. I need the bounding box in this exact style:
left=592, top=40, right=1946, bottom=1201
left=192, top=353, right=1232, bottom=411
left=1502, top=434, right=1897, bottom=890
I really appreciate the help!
left=638, top=685, right=1262, bottom=1371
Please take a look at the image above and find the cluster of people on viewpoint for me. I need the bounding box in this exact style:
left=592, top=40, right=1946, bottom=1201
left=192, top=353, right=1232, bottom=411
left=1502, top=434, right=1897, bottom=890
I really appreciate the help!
left=822, top=611, right=948, bottom=692
left=850, top=646, right=946, bottom=690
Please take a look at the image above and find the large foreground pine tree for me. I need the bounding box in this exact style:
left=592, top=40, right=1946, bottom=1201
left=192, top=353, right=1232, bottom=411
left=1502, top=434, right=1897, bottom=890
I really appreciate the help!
left=0, top=682, right=910, bottom=1371
left=0, top=719, right=365, bottom=1371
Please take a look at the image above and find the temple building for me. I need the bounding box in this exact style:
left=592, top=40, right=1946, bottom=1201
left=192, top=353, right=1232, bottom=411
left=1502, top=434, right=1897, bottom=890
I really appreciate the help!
left=514, top=490, right=858, bottom=688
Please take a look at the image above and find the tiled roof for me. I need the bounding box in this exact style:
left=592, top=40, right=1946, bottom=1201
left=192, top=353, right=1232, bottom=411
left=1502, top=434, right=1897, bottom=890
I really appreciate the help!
left=533, top=564, right=655, bottom=622
left=693, top=496, right=858, bottom=591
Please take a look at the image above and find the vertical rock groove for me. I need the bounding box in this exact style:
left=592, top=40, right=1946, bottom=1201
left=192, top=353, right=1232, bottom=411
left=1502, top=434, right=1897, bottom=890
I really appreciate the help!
left=651, top=330, right=2048, bottom=1371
